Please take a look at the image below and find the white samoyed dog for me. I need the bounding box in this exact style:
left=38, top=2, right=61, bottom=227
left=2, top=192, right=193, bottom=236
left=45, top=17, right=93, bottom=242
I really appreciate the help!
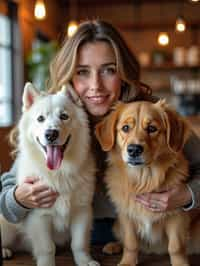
left=0, top=82, right=100, bottom=266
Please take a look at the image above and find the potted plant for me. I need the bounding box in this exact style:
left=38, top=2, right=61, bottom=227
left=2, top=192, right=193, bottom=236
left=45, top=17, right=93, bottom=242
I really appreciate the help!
left=27, top=40, right=58, bottom=90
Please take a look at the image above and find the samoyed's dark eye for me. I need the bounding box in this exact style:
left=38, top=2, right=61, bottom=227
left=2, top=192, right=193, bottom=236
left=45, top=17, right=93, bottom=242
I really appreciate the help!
left=37, top=115, right=45, bottom=122
left=60, top=113, right=69, bottom=120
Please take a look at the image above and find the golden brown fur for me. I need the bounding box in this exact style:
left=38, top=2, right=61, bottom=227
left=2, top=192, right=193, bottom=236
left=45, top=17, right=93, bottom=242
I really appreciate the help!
left=95, top=100, right=196, bottom=266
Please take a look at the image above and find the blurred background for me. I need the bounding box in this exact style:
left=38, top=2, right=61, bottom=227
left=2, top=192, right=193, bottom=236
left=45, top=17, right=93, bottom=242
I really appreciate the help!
left=0, top=0, right=200, bottom=171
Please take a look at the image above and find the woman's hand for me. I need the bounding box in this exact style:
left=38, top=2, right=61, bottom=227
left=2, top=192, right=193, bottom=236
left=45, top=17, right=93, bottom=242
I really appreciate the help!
left=14, top=176, right=59, bottom=209
left=135, top=183, right=192, bottom=212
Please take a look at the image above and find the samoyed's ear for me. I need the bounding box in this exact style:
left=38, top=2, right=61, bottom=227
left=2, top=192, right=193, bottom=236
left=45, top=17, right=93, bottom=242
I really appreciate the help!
left=59, top=84, right=83, bottom=107
left=22, top=82, right=40, bottom=112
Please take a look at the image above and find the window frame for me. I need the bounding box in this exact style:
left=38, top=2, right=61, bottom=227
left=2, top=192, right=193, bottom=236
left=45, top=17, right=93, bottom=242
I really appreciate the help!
left=0, top=1, right=23, bottom=127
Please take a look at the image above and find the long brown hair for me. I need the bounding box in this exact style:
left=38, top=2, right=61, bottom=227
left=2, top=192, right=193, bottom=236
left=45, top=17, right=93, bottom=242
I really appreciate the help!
left=49, top=20, right=151, bottom=100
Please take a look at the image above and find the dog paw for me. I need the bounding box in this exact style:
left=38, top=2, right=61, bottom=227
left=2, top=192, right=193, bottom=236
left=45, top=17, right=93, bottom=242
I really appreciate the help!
left=74, top=253, right=100, bottom=266
left=103, top=242, right=122, bottom=255
left=78, top=259, right=100, bottom=266
left=2, top=248, right=13, bottom=259
left=87, top=260, right=100, bottom=266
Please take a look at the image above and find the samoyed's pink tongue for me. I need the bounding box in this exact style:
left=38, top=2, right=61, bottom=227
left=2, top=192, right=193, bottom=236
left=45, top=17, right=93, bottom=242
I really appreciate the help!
left=46, top=146, right=63, bottom=170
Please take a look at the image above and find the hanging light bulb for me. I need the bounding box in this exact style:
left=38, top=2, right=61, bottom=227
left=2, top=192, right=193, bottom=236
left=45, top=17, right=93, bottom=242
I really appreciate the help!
left=34, top=0, right=46, bottom=20
left=175, top=16, right=186, bottom=32
left=157, top=32, right=169, bottom=46
left=67, top=20, right=78, bottom=38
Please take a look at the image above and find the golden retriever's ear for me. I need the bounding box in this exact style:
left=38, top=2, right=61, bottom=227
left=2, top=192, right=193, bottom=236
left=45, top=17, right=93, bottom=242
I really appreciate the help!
left=164, top=108, right=189, bottom=152
left=95, top=109, right=120, bottom=151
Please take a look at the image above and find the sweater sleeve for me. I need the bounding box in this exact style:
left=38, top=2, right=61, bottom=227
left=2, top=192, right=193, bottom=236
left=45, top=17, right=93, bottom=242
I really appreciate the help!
left=183, top=131, right=200, bottom=210
left=0, top=161, right=30, bottom=223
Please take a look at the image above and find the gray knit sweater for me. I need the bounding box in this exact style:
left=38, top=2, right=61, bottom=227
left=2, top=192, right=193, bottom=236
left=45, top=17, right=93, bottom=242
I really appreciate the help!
left=1, top=132, right=200, bottom=223
left=0, top=161, right=30, bottom=223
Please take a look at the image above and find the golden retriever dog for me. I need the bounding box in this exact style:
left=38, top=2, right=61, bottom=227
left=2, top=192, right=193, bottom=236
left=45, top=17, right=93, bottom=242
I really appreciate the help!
left=95, top=100, right=198, bottom=266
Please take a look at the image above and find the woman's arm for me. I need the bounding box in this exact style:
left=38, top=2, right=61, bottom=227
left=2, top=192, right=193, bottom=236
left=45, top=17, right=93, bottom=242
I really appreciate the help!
left=0, top=161, right=29, bottom=223
left=183, top=131, right=200, bottom=210
left=0, top=161, right=59, bottom=223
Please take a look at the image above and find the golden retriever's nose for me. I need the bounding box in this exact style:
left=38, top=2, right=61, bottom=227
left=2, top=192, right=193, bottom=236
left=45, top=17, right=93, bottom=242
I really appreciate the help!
left=127, top=144, right=144, bottom=158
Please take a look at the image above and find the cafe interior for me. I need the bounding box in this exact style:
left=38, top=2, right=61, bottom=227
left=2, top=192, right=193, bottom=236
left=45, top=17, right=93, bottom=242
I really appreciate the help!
left=0, top=0, right=200, bottom=265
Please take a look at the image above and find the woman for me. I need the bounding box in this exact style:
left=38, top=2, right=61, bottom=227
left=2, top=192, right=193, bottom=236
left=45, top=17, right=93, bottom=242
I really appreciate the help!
left=1, top=20, right=199, bottom=240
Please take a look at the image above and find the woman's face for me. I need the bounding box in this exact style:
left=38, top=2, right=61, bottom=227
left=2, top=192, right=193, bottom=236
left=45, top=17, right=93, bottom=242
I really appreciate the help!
left=72, top=41, right=121, bottom=117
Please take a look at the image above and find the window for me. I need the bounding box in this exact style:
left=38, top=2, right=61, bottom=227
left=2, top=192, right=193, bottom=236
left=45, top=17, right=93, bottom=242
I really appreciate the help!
left=0, top=15, right=12, bottom=126
left=0, top=1, right=23, bottom=127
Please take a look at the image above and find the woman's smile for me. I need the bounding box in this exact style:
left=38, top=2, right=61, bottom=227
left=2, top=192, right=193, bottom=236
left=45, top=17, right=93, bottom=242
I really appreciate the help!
left=86, top=95, right=109, bottom=104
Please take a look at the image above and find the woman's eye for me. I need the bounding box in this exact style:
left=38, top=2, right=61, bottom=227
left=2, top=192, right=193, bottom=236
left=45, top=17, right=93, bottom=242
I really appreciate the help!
left=60, top=113, right=69, bottom=120
left=37, top=115, right=45, bottom=122
left=76, top=69, right=89, bottom=76
left=147, top=125, right=157, bottom=134
left=122, top=125, right=130, bottom=133
left=101, top=67, right=116, bottom=75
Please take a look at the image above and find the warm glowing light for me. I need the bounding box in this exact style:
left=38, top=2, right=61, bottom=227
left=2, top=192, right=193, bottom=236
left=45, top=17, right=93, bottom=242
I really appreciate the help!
left=190, top=0, right=199, bottom=2
left=176, top=17, right=186, bottom=32
left=34, top=0, right=46, bottom=20
left=158, top=32, right=169, bottom=46
left=67, top=21, right=78, bottom=37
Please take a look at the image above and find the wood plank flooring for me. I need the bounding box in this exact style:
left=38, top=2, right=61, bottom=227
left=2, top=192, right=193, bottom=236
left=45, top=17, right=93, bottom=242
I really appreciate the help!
left=3, top=246, right=200, bottom=266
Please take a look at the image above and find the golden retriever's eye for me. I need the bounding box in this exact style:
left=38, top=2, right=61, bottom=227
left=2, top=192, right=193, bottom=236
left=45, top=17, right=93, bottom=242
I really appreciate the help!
left=122, top=125, right=130, bottom=133
left=147, top=125, right=157, bottom=134
left=60, top=113, right=69, bottom=120
left=37, top=115, right=45, bottom=122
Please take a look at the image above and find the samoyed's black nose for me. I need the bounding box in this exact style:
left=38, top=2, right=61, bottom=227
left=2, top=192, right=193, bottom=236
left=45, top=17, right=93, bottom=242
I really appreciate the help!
left=45, top=129, right=59, bottom=143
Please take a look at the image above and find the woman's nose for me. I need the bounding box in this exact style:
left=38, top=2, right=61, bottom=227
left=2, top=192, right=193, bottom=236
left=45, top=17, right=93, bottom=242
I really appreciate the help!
left=90, top=73, right=102, bottom=91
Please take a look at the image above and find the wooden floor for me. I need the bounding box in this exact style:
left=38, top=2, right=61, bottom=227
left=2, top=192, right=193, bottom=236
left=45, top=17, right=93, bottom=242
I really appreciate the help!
left=3, top=246, right=200, bottom=266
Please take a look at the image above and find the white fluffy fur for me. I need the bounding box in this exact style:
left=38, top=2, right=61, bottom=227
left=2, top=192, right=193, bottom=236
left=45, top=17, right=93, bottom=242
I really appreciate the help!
left=1, top=83, right=99, bottom=266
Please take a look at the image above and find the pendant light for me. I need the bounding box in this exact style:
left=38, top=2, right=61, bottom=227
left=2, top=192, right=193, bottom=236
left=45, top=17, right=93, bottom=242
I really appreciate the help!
left=158, top=32, right=170, bottom=46
left=67, top=0, right=78, bottom=38
left=175, top=16, right=186, bottom=32
left=34, top=0, right=46, bottom=20
left=67, top=20, right=78, bottom=38
left=175, top=2, right=186, bottom=32
left=157, top=3, right=169, bottom=46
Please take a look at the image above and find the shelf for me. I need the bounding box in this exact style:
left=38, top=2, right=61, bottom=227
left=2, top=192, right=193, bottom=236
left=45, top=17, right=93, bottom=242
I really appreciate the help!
left=142, top=64, right=200, bottom=71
